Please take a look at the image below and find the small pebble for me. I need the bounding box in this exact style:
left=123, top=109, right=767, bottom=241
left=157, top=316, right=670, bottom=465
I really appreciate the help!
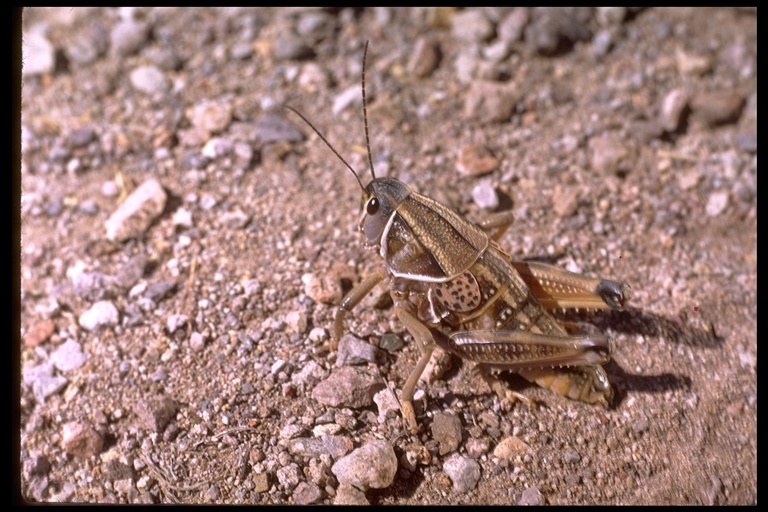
left=61, top=421, right=104, bottom=458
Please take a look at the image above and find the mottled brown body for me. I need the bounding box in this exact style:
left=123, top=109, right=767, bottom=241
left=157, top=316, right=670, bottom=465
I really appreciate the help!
left=382, top=187, right=623, bottom=429
left=286, top=42, right=630, bottom=433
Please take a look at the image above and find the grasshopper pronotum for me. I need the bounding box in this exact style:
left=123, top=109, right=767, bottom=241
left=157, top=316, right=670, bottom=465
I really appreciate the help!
left=287, top=42, right=631, bottom=433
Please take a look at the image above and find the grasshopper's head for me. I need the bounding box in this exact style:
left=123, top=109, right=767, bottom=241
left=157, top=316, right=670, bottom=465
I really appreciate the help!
left=359, top=177, right=410, bottom=247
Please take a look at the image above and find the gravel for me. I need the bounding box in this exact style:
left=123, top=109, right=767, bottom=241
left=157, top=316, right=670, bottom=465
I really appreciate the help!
left=17, top=6, right=756, bottom=505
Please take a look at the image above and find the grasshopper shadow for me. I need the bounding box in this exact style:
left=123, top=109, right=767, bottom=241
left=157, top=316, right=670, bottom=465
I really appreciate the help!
left=432, top=305, right=717, bottom=409
left=368, top=463, right=425, bottom=503
left=566, top=305, right=722, bottom=403
left=602, top=306, right=723, bottom=350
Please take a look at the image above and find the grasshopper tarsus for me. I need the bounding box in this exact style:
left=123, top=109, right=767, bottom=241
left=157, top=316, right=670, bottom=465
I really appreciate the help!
left=596, top=279, right=633, bottom=310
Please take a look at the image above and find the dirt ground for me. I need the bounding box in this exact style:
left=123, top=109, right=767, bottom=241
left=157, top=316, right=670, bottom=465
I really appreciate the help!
left=16, top=7, right=756, bottom=505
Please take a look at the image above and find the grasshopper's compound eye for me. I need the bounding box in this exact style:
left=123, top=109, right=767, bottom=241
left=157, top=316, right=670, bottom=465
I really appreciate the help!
left=366, top=197, right=380, bottom=215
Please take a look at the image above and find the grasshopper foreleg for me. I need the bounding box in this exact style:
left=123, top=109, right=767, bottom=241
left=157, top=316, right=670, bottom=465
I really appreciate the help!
left=395, top=304, right=437, bottom=434
left=333, top=271, right=386, bottom=349
left=333, top=271, right=436, bottom=433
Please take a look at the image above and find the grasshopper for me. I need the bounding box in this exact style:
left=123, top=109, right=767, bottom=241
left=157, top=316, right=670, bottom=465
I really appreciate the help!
left=287, top=42, right=631, bottom=433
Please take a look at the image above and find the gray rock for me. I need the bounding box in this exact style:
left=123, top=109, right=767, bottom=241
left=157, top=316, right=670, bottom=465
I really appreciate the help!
left=332, top=440, right=397, bottom=491
left=407, top=37, right=441, bottom=78
left=129, top=65, right=169, bottom=95
left=498, top=8, right=529, bottom=43
left=61, top=421, right=104, bottom=458
left=189, top=331, right=207, bottom=352
left=334, top=484, right=369, bottom=505
left=103, top=459, right=135, bottom=480
left=189, top=99, right=234, bottom=135
left=255, top=114, right=305, bottom=144
left=592, top=28, right=615, bottom=57
left=296, top=11, right=334, bottom=42
left=73, top=271, right=114, bottom=302
left=706, top=191, right=730, bottom=217
left=287, top=435, right=353, bottom=460
left=23, top=362, right=67, bottom=403
left=166, top=314, right=188, bottom=334
left=373, top=388, right=400, bottom=421
left=463, top=81, right=520, bottom=124
left=66, top=126, right=98, bottom=148
left=690, top=91, right=746, bottom=127
left=133, top=395, right=176, bottom=432
left=451, top=9, right=495, bottom=42
left=66, top=23, right=109, bottom=66
left=483, top=39, right=511, bottom=63
left=230, top=41, right=253, bottom=60
left=431, top=412, right=463, bottom=455
left=443, top=454, right=481, bottom=492
left=50, top=339, right=88, bottom=372
left=113, top=254, right=147, bottom=290
left=276, top=462, right=302, bottom=491
left=22, top=28, right=55, bottom=76
left=293, top=481, right=324, bottom=504
left=104, top=179, right=167, bottom=242
left=204, top=485, right=221, bottom=502
left=519, top=485, right=544, bottom=505
left=145, top=46, right=182, bottom=71
left=466, top=437, right=491, bottom=458
left=525, top=7, right=592, bottom=55
left=291, top=360, right=327, bottom=388
left=332, top=85, right=363, bottom=116
left=659, top=88, right=690, bottom=132
left=202, top=137, right=233, bottom=159
left=279, top=424, right=307, bottom=440
left=144, top=279, right=177, bottom=302
left=733, top=131, right=757, bottom=153
left=379, top=333, right=404, bottom=353
left=588, top=132, right=635, bottom=175
left=471, top=180, right=499, bottom=210
left=595, top=7, right=627, bottom=26
left=273, top=31, right=314, bottom=60
left=79, top=301, right=120, bottom=331
left=312, top=366, right=384, bottom=408
left=110, top=20, right=151, bottom=57
left=563, top=448, right=581, bottom=464
left=336, top=334, right=378, bottom=366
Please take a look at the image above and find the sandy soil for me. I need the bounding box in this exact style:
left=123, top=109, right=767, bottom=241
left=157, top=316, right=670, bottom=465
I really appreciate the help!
left=17, top=7, right=756, bottom=504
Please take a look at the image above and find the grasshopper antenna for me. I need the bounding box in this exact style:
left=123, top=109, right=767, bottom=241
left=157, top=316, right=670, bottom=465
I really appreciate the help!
left=283, top=104, right=366, bottom=192
left=361, top=41, right=376, bottom=180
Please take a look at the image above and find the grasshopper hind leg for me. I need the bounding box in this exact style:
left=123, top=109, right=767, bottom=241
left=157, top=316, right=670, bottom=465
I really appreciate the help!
left=475, top=365, right=537, bottom=408
left=477, top=365, right=614, bottom=409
